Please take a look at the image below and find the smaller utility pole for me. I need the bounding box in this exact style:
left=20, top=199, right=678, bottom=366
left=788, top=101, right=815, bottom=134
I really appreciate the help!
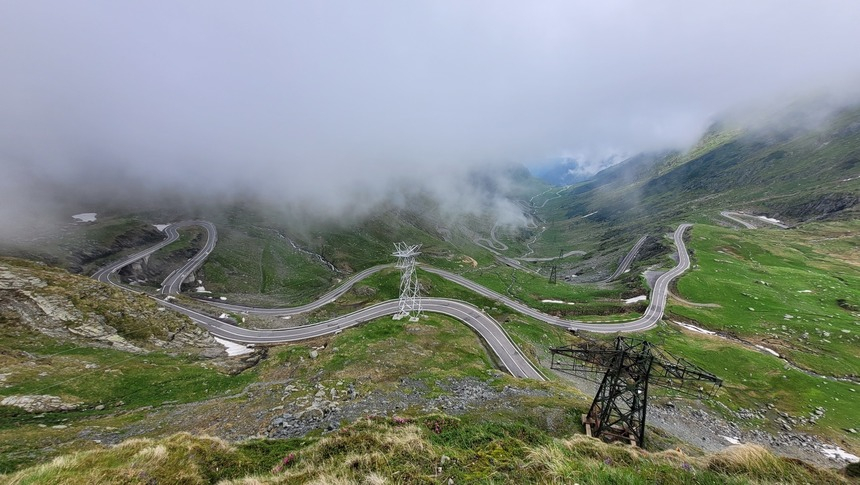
left=548, top=249, right=562, bottom=284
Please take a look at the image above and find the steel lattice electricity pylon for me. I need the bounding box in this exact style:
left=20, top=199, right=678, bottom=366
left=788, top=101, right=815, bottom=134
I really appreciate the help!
left=550, top=337, right=722, bottom=447
left=392, top=242, right=422, bottom=322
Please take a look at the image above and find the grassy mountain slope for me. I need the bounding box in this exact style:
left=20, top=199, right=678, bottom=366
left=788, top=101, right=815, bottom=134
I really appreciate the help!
left=197, top=200, right=479, bottom=306
left=0, top=258, right=261, bottom=472
left=543, top=104, right=860, bottom=249
left=503, top=103, right=860, bottom=289
left=3, top=101, right=860, bottom=482
left=1, top=224, right=858, bottom=479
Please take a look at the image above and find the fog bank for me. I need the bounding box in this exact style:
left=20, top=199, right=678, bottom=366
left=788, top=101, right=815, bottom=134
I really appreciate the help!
left=2, top=1, right=860, bottom=236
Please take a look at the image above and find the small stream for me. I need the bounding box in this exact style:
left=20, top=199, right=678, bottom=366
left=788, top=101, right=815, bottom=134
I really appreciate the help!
left=286, top=238, right=341, bottom=273
left=254, top=225, right=341, bottom=273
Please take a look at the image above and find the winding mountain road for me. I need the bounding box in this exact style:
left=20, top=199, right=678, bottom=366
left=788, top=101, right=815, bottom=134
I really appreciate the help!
left=158, top=297, right=545, bottom=380
left=93, top=221, right=207, bottom=287
left=424, top=225, right=689, bottom=333
left=92, top=221, right=693, bottom=380
left=517, top=249, right=588, bottom=263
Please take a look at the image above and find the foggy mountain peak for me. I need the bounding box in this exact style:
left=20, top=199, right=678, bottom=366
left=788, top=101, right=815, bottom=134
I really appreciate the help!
left=2, top=1, right=860, bottom=234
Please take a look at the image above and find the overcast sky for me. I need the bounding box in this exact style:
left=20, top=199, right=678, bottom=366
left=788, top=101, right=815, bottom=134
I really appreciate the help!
left=2, top=1, right=860, bottom=228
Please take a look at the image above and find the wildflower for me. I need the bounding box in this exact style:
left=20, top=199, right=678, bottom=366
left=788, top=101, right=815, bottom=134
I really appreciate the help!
left=272, top=452, right=296, bottom=473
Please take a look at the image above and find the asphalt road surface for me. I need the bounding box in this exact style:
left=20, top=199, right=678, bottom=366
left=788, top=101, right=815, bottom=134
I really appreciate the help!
left=158, top=296, right=545, bottom=380
left=721, top=211, right=788, bottom=229
left=517, top=249, right=588, bottom=263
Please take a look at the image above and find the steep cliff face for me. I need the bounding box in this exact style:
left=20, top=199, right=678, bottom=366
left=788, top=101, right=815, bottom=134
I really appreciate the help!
left=0, top=257, right=223, bottom=357
left=770, top=192, right=860, bottom=221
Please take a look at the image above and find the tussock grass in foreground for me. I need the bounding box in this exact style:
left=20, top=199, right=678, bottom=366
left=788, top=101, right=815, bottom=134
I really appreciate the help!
left=706, top=443, right=828, bottom=483
left=2, top=416, right=849, bottom=484
left=1, top=433, right=240, bottom=485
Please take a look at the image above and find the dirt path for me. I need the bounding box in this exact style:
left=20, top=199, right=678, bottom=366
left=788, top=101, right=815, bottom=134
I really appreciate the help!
left=668, top=290, right=721, bottom=308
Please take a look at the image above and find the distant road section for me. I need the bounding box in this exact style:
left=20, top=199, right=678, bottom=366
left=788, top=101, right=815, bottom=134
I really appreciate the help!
left=604, top=235, right=648, bottom=282
left=517, top=249, right=587, bottom=263
left=158, top=297, right=545, bottom=380
left=92, top=221, right=201, bottom=286
left=720, top=211, right=757, bottom=229
left=721, top=211, right=788, bottom=229
left=209, top=265, right=390, bottom=315
left=425, top=226, right=690, bottom=333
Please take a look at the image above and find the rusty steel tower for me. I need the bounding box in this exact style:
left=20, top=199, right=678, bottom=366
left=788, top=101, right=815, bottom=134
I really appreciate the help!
left=550, top=337, right=722, bottom=447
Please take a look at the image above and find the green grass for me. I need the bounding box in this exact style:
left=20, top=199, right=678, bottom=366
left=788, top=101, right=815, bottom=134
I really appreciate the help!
left=201, top=224, right=335, bottom=305
left=0, top=328, right=256, bottom=473
left=523, top=104, right=860, bottom=261
left=198, top=202, right=486, bottom=305
left=645, top=322, right=860, bottom=453
left=263, top=314, right=501, bottom=389
left=457, top=266, right=646, bottom=318
left=0, top=346, right=255, bottom=424
left=621, top=221, right=860, bottom=449
left=157, top=226, right=204, bottom=254
left=673, top=223, right=860, bottom=377
left=0, top=258, right=260, bottom=473
left=0, top=215, right=166, bottom=275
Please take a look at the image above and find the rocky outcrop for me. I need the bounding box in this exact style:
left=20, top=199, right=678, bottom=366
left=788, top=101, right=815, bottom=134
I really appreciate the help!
left=0, top=258, right=224, bottom=357
left=1, top=395, right=81, bottom=413
left=1, top=276, right=147, bottom=353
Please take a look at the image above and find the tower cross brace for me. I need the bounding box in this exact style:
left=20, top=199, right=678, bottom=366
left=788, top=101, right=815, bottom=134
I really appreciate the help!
left=392, top=242, right=422, bottom=322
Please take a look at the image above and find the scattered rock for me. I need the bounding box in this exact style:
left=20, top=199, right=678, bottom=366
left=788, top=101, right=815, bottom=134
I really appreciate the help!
left=266, top=378, right=549, bottom=441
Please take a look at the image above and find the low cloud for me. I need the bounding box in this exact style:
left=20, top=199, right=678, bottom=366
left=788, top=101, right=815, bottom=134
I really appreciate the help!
left=1, top=1, right=859, bottom=237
